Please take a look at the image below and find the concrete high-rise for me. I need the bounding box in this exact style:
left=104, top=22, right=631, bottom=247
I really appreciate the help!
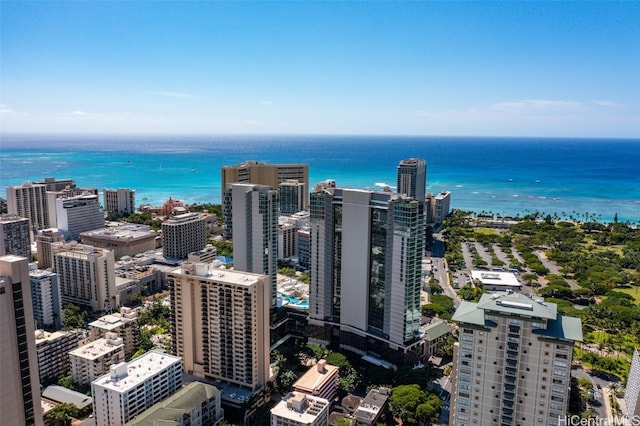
left=308, top=187, right=425, bottom=365
left=91, top=351, right=182, bottom=426
left=55, top=192, right=105, bottom=240
left=168, top=262, right=271, bottom=392
left=433, top=190, right=451, bottom=224
left=223, top=183, right=278, bottom=307
left=449, top=292, right=582, bottom=426
left=0, top=255, right=44, bottom=426
left=397, top=158, right=426, bottom=202
left=36, top=228, right=64, bottom=269
left=29, top=267, right=63, bottom=329
left=161, top=213, right=206, bottom=260
left=279, top=179, right=306, bottom=214
left=0, top=214, right=31, bottom=258
left=221, top=160, right=309, bottom=208
left=35, top=329, right=81, bottom=385
left=103, top=188, right=136, bottom=216
left=626, top=348, right=640, bottom=418
left=6, top=181, right=51, bottom=232
left=52, top=242, right=117, bottom=312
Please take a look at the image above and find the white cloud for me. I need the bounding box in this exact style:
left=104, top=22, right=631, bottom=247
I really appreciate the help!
left=149, top=91, right=201, bottom=99
left=258, top=100, right=273, bottom=105
left=488, top=99, right=582, bottom=114
left=71, top=110, right=90, bottom=117
left=591, top=100, right=619, bottom=108
left=0, top=104, right=17, bottom=116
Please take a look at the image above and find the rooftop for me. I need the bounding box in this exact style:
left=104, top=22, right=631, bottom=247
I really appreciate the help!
left=92, top=351, right=182, bottom=393
left=293, top=361, right=339, bottom=393
left=42, top=385, right=93, bottom=410
left=271, top=392, right=329, bottom=422
left=470, top=270, right=521, bottom=288
left=171, top=262, right=265, bottom=287
left=421, top=319, right=455, bottom=341
left=353, top=387, right=390, bottom=423
left=69, top=336, right=123, bottom=360
left=80, top=224, right=156, bottom=241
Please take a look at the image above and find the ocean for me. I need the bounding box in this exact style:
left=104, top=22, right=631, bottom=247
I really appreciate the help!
left=1, top=134, right=639, bottom=223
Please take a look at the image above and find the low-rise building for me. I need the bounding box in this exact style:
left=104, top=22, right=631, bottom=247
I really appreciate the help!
left=70, top=333, right=125, bottom=385
left=124, top=382, right=223, bottom=426
left=88, top=307, right=139, bottom=358
left=271, top=392, right=330, bottom=426
left=91, top=351, right=182, bottom=426
left=352, top=387, right=391, bottom=426
left=293, top=360, right=340, bottom=403
left=421, top=319, right=455, bottom=360
left=469, top=270, right=522, bottom=292
left=35, top=329, right=81, bottom=385
left=80, top=224, right=157, bottom=259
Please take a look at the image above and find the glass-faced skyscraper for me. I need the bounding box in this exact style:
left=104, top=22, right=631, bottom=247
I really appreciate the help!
left=308, top=187, right=425, bottom=365
left=397, top=158, right=426, bottom=202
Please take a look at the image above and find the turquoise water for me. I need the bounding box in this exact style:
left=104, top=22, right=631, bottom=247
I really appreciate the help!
left=1, top=134, right=639, bottom=223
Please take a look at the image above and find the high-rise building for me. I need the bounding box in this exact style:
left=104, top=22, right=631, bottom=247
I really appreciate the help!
left=124, top=381, right=223, bottom=426
left=279, top=179, right=307, bottom=214
left=168, top=262, right=271, bottom=392
left=55, top=192, right=105, bottom=240
left=35, top=329, right=81, bottom=385
left=161, top=213, right=206, bottom=260
left=308, top=187, right=425, bottom=365
left=89, top=307, right=140, bottom=358
left=0, top=255, right=44, bottom=426
left=223, top=183, right=278, bottom=307
left=449, top=292, right=583, bottom=426
left=91, top=351, right=183, bottom=426
left=626, top=348, right=640, bottom=418
left=103, top=187, right=136, bottom=216
left=36, top=228, right=64, bottom=269
left=52, top=242, right=117, bottom=312
left=397, top=158, right=426, bottom=202
left=271, top=392, right=330, bottom=426
left=221, top=160, right=309, bottom=208
left=278, top=220, right=298, bottom=261
left=6, top=181, right=51, bottom=232
left=433, top=190, right=451, bottom=224
left=29, top=266, right=63, bottom=329
left=70, top=333, right=125, bottom=385
left=0, top=214, right=31, bottom=258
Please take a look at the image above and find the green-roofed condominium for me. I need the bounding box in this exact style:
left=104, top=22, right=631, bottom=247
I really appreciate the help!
left=449, top=292, right=583, bottom=426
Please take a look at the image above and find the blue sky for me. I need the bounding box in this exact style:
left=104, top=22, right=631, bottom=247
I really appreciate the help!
left=1, top=1, right=639, bottom=137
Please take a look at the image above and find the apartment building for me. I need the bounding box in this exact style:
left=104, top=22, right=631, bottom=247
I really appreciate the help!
left=308, top=187, right=425, bottom=365
left=103, top=188, right=136, bottom=216
left=449, top=292, right=583, bottom=426
left=70, top=332, right=125, bottom=386
left=293, top=360, right=340, bottom=403
left=52, top=241, right=117, bottom=312
left=89, top=307, right=140, bottom=358
left=168, top=263, right=271, bottom=392
left=271, top=392, right=330, bottom=426
left=0, top=214, right=31, bottom=258
left=397, top=157, right=426, bottom=202
left=279, top=179, right=307, bottom=214
left=55, top=192, right=105, bottom=240
left=29, top=267, right=63, bottom=328
left=0, top=255, right=44, bottom=426
left=36, top=228, right=64, bottom=269
left=91, top=351, right=182, bottom=426
left=35, top=329, right=81, bottom=385
left=161, top=213, right=206, bottom=260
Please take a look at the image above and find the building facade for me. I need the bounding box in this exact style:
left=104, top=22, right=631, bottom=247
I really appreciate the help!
left=89, top=307, right=140, bottom=358
left=6, top=181, right=51, bottom=231
left=223, top=183, right=278, bottom=307
left=35, top=329, right=81, bottom=385
left=36, top=228, right=64, bottom=269
left=449, top=293, right=583, bottom=426
left=293, top=360, right=340, bottom=402
left=70, top=333, right=125, bottom=385
left=279, top=179, right=307, bottom=214
left=52, top=242, right=117, bottom=312
left=433, top=190, right=452, bottom=224
left=0, top=214, right=32, bottom=258
left=103, top=188, right=136, bottom=216
left=29, top=267, right=63, bottom=328
left=397, top=158, right=426, bottom=202
left=221, top=160, right=309, bottom=208
left=91, top=351, right=183, bottom=426
left=161, top=213, right=206, bottom=260
left=271, top=392, right=330, bottom=426
left=168, top=263, right=271, bottom=392
left=279, top=220, right=298, bottom=261
left=308, top=187, right=425, bottom=365
left=626, top=348, right=640, bottom=418
left=0, top=255, right=44, bottom=426
left=55, top=192, right=105, bottom=240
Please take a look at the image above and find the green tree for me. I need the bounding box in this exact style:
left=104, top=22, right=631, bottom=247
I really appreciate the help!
left=389, top=384, right=427, bottom=425
left=61, top=304, right=87, bottom=330
left=44, top=403, right=78, bottom=426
